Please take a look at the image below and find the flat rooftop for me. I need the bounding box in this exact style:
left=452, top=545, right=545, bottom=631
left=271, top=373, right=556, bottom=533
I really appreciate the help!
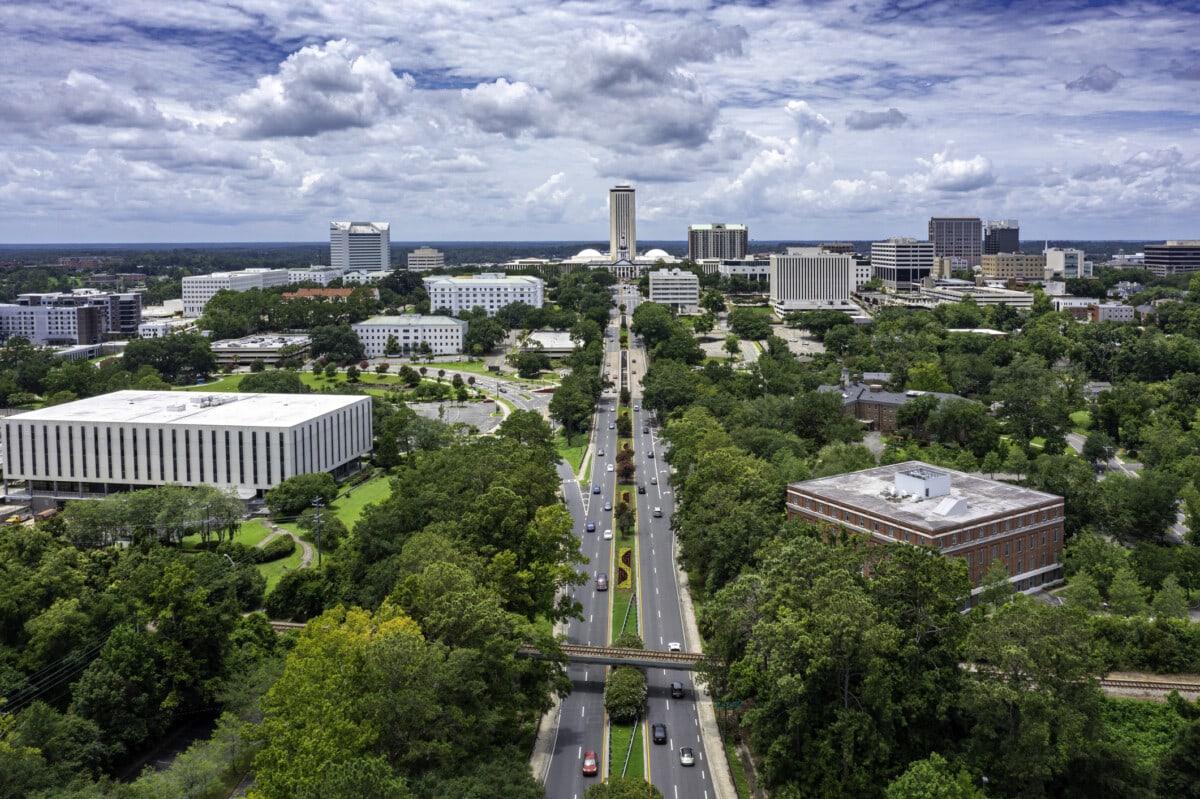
left=6, top=390, right=366, bottom=428
left=789, top=460, right=1061, bottom=533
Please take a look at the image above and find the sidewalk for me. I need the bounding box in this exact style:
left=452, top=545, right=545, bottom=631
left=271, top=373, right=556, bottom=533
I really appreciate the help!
left=673, top=529, right=738, bottom=799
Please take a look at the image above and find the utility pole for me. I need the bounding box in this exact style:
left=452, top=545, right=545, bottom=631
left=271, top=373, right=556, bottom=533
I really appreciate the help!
left=311, top=498, right=324, bottom=566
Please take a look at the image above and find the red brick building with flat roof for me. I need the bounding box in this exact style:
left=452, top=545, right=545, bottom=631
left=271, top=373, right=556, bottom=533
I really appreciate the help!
left=787, top=461, right=1065, bottom=594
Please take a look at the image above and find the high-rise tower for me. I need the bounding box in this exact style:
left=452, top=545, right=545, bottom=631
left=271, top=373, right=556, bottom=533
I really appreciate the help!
left=928, top=216, right=982, bottom=267
left=330, top=221, right=390, bottom=272
left=984, top=219, right=1020, bottom=254
left=609, top=185, right=636, bottom=262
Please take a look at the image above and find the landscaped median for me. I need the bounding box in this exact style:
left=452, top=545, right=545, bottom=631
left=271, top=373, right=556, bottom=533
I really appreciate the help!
left=609, top=719, right=646, bottom=779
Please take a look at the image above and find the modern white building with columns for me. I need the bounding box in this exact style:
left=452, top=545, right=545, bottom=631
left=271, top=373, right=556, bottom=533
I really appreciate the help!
left=2, top=391, right=372, bottom=502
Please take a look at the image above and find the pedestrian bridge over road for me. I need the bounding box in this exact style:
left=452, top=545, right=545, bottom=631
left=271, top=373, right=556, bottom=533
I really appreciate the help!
left=269, top=621, right=703, bottom=670
left=518, top=643, right=703, bottom=670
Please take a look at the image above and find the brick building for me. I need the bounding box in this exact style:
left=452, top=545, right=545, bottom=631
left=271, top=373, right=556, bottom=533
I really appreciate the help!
left=818, top=374, right=959, bottom=435
left=786, top=462, right=1065, bottom=593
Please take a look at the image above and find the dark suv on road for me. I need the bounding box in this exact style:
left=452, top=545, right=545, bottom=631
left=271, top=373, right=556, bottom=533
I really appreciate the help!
left=652, top=723, right=667, bottom=744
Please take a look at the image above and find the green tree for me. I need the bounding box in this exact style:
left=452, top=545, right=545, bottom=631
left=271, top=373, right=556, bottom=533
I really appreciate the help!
left=1082, top=430, right=1116, bottom=468
left=1107, top=566, right=1148, bottom=616
left=603, top=666, right=647, bottom=723
left=240, top=369, right=307, bottom=394
left=884, top=753, right=984, bottom=799
left=700, top=288, right=726, bottom=316
left=1063, top=571, right=1104, bottom=611
left=515, top=350, right=551, bottom=379
left=264, top=472, right=339, bottom=518
left=723, top=333, right=740, bottom=360
left=977, top=560, right=1014, bottom=609
left=980, top=451, right=1003, bottom=479
left=692, top=311, right=715, bottom=338
left=728, top=307, right=771, bottom=339
left=1152, top=573, right=1191, bottom=619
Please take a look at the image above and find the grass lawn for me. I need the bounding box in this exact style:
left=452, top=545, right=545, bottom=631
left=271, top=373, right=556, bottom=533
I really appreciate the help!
left=185, top=374, right=244, bottom=392
left=333, top=474, right=393, bottom=528
left=727, top=739, right=751, bottom=798
left=181, top=518, right=274, bottom=551
left=612, top=513, right=638, bottom=641
left=1071, top=410, right=1092, bottom=432
left=259, top=522, right=305, bottom=591
left=609, top=721, right=645, bottom=779
left=557, top=431, right=588, bottom=474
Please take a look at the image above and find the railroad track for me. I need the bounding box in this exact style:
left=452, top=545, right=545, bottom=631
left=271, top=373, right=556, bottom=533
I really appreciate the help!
left=1099, top=677, right=1200, bottom=693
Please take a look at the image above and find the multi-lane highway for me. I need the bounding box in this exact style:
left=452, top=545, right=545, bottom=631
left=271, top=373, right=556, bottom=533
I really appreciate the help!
left=543, top=284, right=716, bottom=799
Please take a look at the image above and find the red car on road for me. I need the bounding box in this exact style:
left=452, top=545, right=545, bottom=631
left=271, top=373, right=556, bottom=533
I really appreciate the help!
left=582, top=750, right=598, bottom=776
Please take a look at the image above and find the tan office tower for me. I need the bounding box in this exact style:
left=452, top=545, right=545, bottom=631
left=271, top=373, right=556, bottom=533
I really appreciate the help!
left=609, top=185, right=636, bottom=262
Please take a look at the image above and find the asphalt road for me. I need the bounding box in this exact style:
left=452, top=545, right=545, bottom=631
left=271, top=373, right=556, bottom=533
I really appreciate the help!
left=543, top=285, right=713, bottom=798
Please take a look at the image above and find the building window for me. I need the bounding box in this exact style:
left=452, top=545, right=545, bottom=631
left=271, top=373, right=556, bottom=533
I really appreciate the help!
left=1016, top=539, right=1022, bottom=553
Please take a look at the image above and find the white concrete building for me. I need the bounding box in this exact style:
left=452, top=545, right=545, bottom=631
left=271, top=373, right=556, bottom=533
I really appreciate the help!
left=648, top=268, right=701, bottom=313
left=352, top=314, right=467, bottom=356
left=288, top=266, right=347, bottom=286
left=2, top=391, right=372, bottom=501
left=407, top=247, right=445, bottom=271
left=330, top=221, right=390, bottom=273
left=1044, top=248, right=1093, bottom=280
left=181, top=269, right=290, bottom=317
left=0, top=291, right=142, bottom=345
left=609, top=185, right=636, bottom=262
left=717, top=258, right=770, bottom=283
left=871, top=238, right=935, bottom=291
left=769, top=247, right=856, bottom=314
left=423, top=273, right=544, bottom=316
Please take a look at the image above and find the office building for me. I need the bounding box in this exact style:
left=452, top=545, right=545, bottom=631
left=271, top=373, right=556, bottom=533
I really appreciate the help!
left=980, top=253, right=1046, bottom=280
left=870, top=238, right=934, bottom=291
left=688, top=223, right=748, bottom=261
left=407, top=247, right=445, bottom=271
left=648, top=269, right=701, bottom=313
left=769, top=247, right=855, bottom=314
left=289, top=266, right=347, bottom=286
left=422, top=273, right=544, bottom=316
left=210, top=334, right=311, bottom=367
left=1144, top=241, right=1200, bottom=277
left=2, top=391, right=372, bottom=501
left=717, top=258, right=770, bottom=284
left=1089, top=302, right=1136, bottom=323
left=787, top=461, right=1065, bottom=592
left=1043, top=248, right=1092, bottom=280
left=610, top=185, right=636, bottom=262
left=352, top=315, right=467, bottom=356
left=928, top=217, right=983, bottom=267
left=983, top=219, right=1020, bottom=255
left=330, top=221, right=390, bottom=273
left=0, top=290, right=142, bottom=346
left=181, top=269, right=290, bottom=317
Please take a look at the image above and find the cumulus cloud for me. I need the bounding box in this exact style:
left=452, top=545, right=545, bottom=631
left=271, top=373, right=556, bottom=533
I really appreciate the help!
left=1065, top=65, right=1123, bottom=93
left=916, top=149, right=996, bottom=192
left=460, top=79, right=554, bottom=137
left=228, top=39, right=413, bottom=138
left=844, top=107, right=908, bottom=131
left=785, top=101, right=832, bottom=144
left=524, top=172, right=574, bottom=222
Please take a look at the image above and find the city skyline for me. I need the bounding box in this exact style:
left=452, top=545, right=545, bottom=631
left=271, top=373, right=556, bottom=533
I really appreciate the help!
left=1, top=0, right=1198, bottom=244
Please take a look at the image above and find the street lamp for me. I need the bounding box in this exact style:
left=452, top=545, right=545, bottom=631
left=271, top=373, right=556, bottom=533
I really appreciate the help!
left=311, top=498, right=324, bottom=566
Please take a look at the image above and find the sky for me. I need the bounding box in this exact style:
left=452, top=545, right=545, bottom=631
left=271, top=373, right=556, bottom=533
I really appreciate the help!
left=1, top=0, right=1198, bottom=245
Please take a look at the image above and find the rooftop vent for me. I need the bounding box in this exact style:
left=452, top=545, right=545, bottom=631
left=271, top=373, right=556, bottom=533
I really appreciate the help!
left=932, top=496, right=969, bottom=516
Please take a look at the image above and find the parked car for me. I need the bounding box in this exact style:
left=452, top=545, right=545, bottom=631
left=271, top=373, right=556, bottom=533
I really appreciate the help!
left=679, top=746, right=695, bottom=766
left=670, top=681, right=684, bottom=698
left=586, top=521, right=596, bottom=532
left=596, top=572, right=609, bottom=591
left=582, top=750, right=598, bottom=776
left=652, top=723, right=667, bottom=744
